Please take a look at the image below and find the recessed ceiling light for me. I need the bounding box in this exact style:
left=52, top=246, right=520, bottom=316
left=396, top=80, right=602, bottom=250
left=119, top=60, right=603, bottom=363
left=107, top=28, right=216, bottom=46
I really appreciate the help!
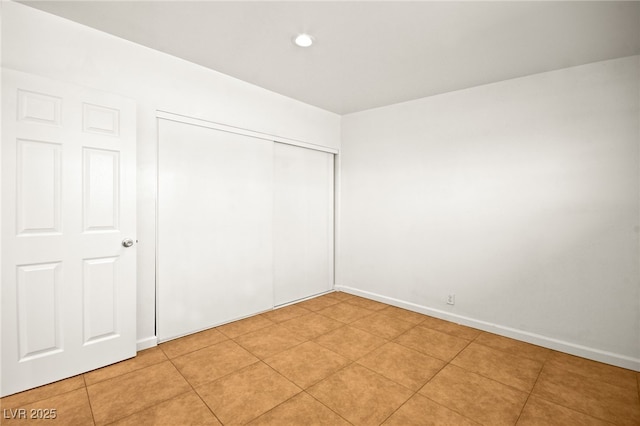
left=293, top=33, right=314, bottom=48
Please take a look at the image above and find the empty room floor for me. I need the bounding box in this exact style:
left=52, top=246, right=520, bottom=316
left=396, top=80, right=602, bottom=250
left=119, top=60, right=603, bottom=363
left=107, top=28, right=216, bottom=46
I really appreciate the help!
left=2, top=292, right=639, bottom=425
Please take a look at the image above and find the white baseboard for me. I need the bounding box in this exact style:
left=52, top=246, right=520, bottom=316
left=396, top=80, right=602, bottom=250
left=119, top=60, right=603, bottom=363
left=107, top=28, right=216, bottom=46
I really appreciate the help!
left=335, top=285, right=640, bottom=372
left=136, top=336, right=158, bottom=351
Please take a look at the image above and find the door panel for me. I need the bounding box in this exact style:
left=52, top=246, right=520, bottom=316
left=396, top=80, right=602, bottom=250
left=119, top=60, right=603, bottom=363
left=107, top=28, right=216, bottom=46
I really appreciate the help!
left=18, top=89, right=62, bottom=125
left=157, top=119, right=273, bottom=342
left=16, top=262, right=62, bottom=360
left=1, top=70, right=137, bottom=397
left=274, top=144, right=334, bottom=305
left=83, top=147, right=120, bottom=231
left=16, top=139, right=62, bottom=235
left=83, top=256, right=119, bottom=344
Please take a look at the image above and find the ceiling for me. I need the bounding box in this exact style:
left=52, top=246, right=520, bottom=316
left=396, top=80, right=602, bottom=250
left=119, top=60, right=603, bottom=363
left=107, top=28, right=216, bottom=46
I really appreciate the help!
left=20, top=1, right=640, bottom=115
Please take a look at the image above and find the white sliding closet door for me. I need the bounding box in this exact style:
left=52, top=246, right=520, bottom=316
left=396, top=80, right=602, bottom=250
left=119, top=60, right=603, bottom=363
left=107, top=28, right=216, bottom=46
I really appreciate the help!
left=158, top=119, right=273, bottom=341
left=274, top=144, right=334, bottom=306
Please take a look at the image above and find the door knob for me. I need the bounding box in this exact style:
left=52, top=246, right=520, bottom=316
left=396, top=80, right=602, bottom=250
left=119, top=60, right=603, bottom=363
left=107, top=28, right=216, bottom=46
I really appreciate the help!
left=122, top=238, right=134, bottom=248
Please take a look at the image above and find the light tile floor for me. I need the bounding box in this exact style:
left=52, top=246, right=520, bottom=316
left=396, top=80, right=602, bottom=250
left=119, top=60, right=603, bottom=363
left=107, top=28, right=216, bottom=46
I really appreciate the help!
left=2, top=292, right=639, bottom=425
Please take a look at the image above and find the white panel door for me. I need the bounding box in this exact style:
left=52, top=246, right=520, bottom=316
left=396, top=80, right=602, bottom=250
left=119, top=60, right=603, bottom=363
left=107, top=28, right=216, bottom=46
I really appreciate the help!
left=1, top=70, right=137, bottom=397
left=158, top=119, right=273, bottom=341
left=274, top=143, right=334, bottom=305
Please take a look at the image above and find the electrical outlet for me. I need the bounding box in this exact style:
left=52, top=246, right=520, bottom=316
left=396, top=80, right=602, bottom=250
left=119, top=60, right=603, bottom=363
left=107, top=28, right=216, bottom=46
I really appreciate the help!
left=447, top=294, right=455, bottom=305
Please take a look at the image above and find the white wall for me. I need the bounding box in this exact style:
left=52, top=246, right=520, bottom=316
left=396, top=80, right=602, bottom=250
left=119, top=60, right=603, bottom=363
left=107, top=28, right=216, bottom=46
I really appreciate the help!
left=339, top=56, right=640, bottom=370
left=2, top=2, right=341, bottom=348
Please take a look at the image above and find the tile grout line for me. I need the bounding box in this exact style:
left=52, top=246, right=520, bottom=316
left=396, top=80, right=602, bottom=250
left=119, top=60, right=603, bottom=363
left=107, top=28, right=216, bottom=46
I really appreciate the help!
left=163, top=347, right=225, bottom=426
left=302, top=358, right=370, bottom=424
left=511, top=356, right=545, bottom=425
left=159, top=334, right=232, bottom=360
left=419, top=394, right=483, bottom=425
left=94, top=347, right=219, bottom=424
left=100, top=390, right=195, bottom=426
left=97, top=359, right=199, bottom=425
left=163, top=342, right=261, bottom=397
left=252, top=359, right=356, bottom=425
left=391, top=329, right=480, bottom=425
left=435, top=330, right=557, bottom=401
left=526, top=350, right=637, bottom=424
left=315, top=309, right=378, bottom=326
left=444, top=332, right=532, bottom=423
left=300, top=329, right=414, bottom=426
left=469, top=339, right=549, bottom=365
left=530, top=393, right=627, bottom=425
left=525, top=358, right=629, bottom=425
left=233, top=333, right=309, bottom=362
left=0, top=375, right=87, bottom=409
left=409, top=327, right=537, bottom=424
left=281, top=325, right=344, bottom=342
left=312, top=326, right=385, bottom=361
left=446, top=359, right=540, bottom=396
left=81, top=375, right=98, bottom=426
left=308, top=322, right=350, bottom=342
left=347, top=318, right=472, bottom=424
left=83, top=349, right=168, bottom=387
left=357, top=356, right=423, bottom=426
left=428, top=328, right=478, bottom=416
left=389, top=323, right=472, bottom=365
left=302, top=389, right=355, bottom=425
left=216, top=319, right=276, bottom=341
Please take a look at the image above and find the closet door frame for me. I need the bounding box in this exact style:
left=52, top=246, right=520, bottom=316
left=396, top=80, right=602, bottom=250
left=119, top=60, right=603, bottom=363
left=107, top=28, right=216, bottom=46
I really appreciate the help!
left=155, top=111, right=337, bottom=342
left=156, top=111, right=338, bottom=155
